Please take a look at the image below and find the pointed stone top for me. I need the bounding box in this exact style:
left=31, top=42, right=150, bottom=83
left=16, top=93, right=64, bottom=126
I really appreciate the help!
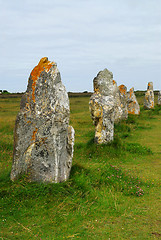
left=147, top=82, right=153, bottom=91
left=113, top=80, right=117, bottom=85
left=119, top=84, right=127, bottom=95
left=129, top=87, right=134, bottom=98
left=130, top=87, right=134, bottom=91
left=30, top=57, right=56, bottom=82
left=93, top=68, right=113, bottom=95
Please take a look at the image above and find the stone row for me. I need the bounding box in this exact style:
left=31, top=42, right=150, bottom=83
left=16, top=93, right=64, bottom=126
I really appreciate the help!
left=11, top=59, right=159, bottom=183
left=89, top=69, right=140, bottom=144
left=89, top=70, right=159, bottom=145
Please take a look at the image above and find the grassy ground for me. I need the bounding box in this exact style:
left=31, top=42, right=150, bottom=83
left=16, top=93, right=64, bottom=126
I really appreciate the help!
left=0, top=96, right=161, bottom=240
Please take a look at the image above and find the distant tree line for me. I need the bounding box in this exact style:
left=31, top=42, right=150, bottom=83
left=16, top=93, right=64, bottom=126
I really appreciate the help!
left=0, top=90, right=10, bottom=94
left=135, top=90, right=159, bottom=96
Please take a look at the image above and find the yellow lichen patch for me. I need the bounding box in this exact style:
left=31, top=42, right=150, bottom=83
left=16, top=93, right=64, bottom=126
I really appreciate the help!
left=94, top=86, right=100, bottom=93
left=95, top=119, right=103, bottom=143
left=128, top=103, right=134, bottom=115
left=119, top=85, right=126, bottom=95
left=151, top=101, right=154, bottom=108
left=31, top=128, right=38, bottom=142
left=95, top=107, right=104, bottom=143
left=94, top=104, right=103, bottom=118
left=24, top=143, right=35, bottom=164
left=30, top=57, right=55, bottom=103
left=25, top=103, right=30, bottom=111
left=128, top=109, right=135, bottom=115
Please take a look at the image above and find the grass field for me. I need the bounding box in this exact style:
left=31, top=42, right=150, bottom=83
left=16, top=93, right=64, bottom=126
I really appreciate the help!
left=0, top=95, right=161, bottom=239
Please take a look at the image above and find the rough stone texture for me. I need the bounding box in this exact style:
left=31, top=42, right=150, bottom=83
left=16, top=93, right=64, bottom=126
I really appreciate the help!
left=113, top=80, right=123, bottom=123
left=127, top=87, right=140, bottom=115
left=144, top=82, right=154, bottom=109
left=158, top=91, right=161, bottom=105
left=89, top=69, right=115, bottom=144
left=11, top=57, right=75, bottom=183
left=118, top=84, right=128, bottom=120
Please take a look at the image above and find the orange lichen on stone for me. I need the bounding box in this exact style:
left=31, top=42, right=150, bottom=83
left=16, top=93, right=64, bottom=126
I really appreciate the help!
left=30, top=57, right=54, bottom=103
left=94, top=87, right=99, bottom=93
left=119, top=85, right=126, bottom=95
left=113, top=80, right=116, bottom=85
left=128, top=109, right=135, bottom=114
left=31, top=128, right=38, bottom=142
left=129, top=88, right=133, bottom=98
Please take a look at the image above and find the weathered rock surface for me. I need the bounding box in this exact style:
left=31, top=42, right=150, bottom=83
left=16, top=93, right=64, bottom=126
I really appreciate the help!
left=158, top=91, right=161, bottom=105
left=127, top=87, right=140, bottom=115
left=89, top=69, right=115, bottom=144
left=11, top=57, right=74, bottom=183
left=113, top=80, right=123, bottom=123
left=118, top=84, right=128, bottom=120
left=144, top=82, right=154, bottom=109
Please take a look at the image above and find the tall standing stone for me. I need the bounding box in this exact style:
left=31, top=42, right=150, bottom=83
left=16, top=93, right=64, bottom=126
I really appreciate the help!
left=89, top=69, right=115, bottom=144
left=118, top=84, right=128, bottom=120
left=11, top=57, right=75, bottom=183
left=113, top=80, right=123, bottom=123
left=144, top=82, right=154, bottom=109
left=158, top=91, right=161, bottom=105
left=127, top=87, right=140, bottom=115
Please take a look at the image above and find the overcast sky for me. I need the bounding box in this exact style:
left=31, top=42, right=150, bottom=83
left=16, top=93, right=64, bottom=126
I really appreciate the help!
left=0, top=0, right=161, bottom=92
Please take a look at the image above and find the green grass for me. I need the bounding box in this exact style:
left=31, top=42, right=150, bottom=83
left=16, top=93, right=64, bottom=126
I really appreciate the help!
left=0, top=96, right=161, bottom=239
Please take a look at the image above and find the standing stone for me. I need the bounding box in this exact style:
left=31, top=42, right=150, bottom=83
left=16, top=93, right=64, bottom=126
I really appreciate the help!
left=118, top=84, right=128, bottom=120
left=158, top=91, right=161, bottom=105
left=113, top=80, right=123, bottom=123
left=89, top=69, right=115, bottom=144
left=144, top=82, right=154, bottom=109
left=11, top=57, right=75, bottom=183
left=127, top=87, right=140, bottom=115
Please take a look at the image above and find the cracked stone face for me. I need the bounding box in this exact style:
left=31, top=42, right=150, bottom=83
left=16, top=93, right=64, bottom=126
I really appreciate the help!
left=11, top=57, right=75, bottom=183
left=89, top=69, right=115, bottom=144
left=144, top=82, right=154, bottom=109
left=113, top=80, right=123, bottom=123
left=127, top=87, right=140, bottom=115
left=118, top=84, right=128, bottom=120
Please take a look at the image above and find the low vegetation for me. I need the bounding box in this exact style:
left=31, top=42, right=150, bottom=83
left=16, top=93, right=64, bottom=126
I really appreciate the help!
left=0, top=96, right=161, bottom=239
